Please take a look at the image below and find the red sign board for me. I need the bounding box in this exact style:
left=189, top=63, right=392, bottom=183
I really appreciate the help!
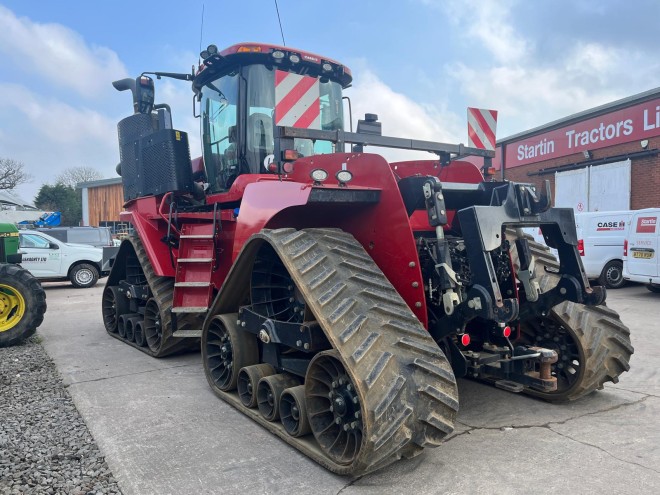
left=636, top=216, right=657, bottom=234
left=504, top=97, right=660, bottom=168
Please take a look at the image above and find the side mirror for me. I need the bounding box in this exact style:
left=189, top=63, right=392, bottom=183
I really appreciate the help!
left=49, top=242, right=60, bottom=250
left=112, top=75, right=155, bottom=114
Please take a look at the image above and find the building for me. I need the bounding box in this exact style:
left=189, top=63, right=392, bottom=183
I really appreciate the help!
left=78, top=177, right=126, bottom=232
left=496, top=87, right=660, bottom=212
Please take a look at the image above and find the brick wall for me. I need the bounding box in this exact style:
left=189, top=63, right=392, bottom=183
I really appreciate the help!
left=502, top=136, right=660, bottom=209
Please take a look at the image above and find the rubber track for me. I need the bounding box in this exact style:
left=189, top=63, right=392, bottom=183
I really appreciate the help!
left=104, top=236, right=200, bottom=357
left=507, top=229, right=633, bottom=401
left=209, top=228, right=459, bottom=476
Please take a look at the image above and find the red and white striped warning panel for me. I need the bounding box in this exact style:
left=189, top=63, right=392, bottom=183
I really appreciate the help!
left=275, top=70, right=321, bottom=129
left=467, top=107, right=498, bottom=150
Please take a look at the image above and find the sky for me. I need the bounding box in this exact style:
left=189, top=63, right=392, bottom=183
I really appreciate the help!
left=1, top=0, right=659, bottom=204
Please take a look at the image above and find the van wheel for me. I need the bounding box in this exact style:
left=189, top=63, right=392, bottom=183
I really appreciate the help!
left=598, top=260, right=625, bottom=289
left=70, top=263, right=99, bottom=289
left=647, top=284, right=660, bottom=293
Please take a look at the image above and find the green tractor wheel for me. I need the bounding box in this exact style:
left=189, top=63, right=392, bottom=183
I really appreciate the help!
left=0, top=263, right=47, bottom=347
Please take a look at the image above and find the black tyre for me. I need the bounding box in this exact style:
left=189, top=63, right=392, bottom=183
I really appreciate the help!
left=70, top=263, right=99, bottom=289
left=0, top=264, right=47, bottom=348
left=508, top=230, right=633, bottom=401
left=598, top=260, right=625, bottom=289
left=647, top=284, right=660, bottom=293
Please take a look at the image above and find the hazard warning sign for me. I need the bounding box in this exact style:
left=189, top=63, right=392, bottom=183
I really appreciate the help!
left=275, top=70, right=321, bottom=129
left=467, top=107, right=498, bottom=151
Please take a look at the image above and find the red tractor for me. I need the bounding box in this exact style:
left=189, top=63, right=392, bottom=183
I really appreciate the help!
left=103, top=42, right=632, bottom=475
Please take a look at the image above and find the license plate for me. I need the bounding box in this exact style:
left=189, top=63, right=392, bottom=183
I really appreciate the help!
left=633, top=251, right=654, bottom=259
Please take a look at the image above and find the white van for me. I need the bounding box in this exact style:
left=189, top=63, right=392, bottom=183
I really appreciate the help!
left=623, top=208, right=660, bottom=293
left=523, top=210, right=632, bottom=289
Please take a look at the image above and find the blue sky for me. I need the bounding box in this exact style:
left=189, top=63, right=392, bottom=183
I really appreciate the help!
left=1, top=0, right=659, bottom=203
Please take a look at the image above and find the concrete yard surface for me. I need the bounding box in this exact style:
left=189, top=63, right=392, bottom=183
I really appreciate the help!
left=38, top=282, right=660, bottom=494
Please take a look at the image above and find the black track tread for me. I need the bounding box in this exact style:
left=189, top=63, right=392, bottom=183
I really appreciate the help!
left=249, top=228, right=458, bottom=475
left=0, top=264, right=47, bottom=347
left=506, top=229, right=633, bottom=402
left=103, top=236, right=200, bottom=357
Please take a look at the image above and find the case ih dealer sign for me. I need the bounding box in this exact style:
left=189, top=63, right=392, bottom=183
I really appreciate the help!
left=507, top=98, right=660, bottom=167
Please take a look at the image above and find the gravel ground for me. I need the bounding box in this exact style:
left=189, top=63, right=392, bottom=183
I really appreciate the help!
left=0, top=337, right=122, bottom=495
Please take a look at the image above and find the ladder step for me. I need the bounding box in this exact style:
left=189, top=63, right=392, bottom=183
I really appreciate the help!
left=178, top=258, right=213, bottom=263
left=172, top=307, right=209, bottom=314
left=174, top=282, right=211, bottom=288
left=180, top=235, right=215, bottom=239
left=172, top=329, right=203, bottom=338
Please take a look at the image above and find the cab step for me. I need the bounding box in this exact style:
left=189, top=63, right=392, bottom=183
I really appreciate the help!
left=174, top=282, right=211, bottom=288
left=172, top=307, right=208, bottom=313
left=178, top=258, right=213, bottom=263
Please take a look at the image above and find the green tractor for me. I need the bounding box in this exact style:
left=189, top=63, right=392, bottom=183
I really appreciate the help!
left=0, top=223, right=47, bottom=347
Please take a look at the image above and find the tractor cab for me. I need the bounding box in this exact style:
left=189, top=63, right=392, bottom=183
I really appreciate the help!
left=192, top=43, right=352, bottom=193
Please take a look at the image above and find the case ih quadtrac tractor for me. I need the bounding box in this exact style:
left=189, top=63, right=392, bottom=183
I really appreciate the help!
left=103, top=42, right=632, bottom=475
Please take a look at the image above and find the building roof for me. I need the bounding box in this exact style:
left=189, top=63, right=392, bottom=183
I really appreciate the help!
left=77, top=177, right=122, bottom=189
left=498, top=86, right=660, bottom=145
left=0, top=189, right=37, bottom=209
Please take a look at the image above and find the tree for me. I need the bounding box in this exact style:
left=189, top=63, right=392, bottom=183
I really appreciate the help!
left=34, top=184, right=82, bottom=227
left=55, top=166, right=103, bottom=188
left=0, top=158, right=32, bottom=190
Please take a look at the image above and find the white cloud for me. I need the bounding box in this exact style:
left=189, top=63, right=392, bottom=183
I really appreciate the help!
left=0, top=83, right=119, bottom=202
left=0, top=5, right=127, bottom=98
left=346, top=68, right=465, bottom=162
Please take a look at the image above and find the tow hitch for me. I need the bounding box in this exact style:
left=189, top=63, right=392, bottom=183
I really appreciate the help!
left=464, top=345, right=559, bottom=393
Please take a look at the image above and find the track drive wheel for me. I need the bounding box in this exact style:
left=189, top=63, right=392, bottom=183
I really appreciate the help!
left=0, top=264, right=47, bottom=348
left=508, top=230, right=633, bottom=401
left=202, top=314, right=259, bottom=392
left=306, top=351, right=364, bottom=466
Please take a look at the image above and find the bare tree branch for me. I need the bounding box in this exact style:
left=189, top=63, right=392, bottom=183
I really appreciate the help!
left=55, top=166, right=104, bottom=188
left=0, top=158, right=32, bottom=190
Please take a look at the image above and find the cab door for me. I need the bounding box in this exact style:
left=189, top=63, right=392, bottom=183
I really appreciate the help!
left=628, top=214, right=659, bottom=277
left=19, top=232, right=63, bottom=277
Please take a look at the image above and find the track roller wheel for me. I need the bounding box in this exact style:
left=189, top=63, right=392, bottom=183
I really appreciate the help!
left=238, top=364, right=275, bottom=408
left=280, top=385, right=311, bottom=437
left=101, top=286, right=127, bottom=333
left=306, top=350, right=363, bottom=466
left=125, top=316, right=140, bottom=343
left=202, top=314, right=259, bottom=392
left=117, top=313, right=129, bottom=339
left=134, top=320, right=146, bottom=347
left=257, top=374, right=300, bottom=422
left=143, top=299, right=164, bottom=353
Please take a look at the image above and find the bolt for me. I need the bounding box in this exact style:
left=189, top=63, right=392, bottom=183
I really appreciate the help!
left=303, top=343, right=310, bottom=350
left=344, top=424, right=350, bottom=431
left=415, top=301, right=422, bottom=308
left=346, top=384, right=352, bottom=391
left=353, top=397, right=359, bottom=404
left=335, top=418, right=342, bottom=425
left=440, top=210, right=445, bottom=215
left=289, top=297, right=295, bottom=303
left=354, top=411, right=360, bottom=419
left=559, top=287, right=567, bottom=295
left=351, top=421, right=358, bottom=429
left=236, top=320, right=241, bottom=325
left=296, top=340, right=302, bottom=347
left=258, top=329, right=270, bottom=343
left=241, top=322, right=246, bottom=327
left=338, top=378, right=345, bottom=385
left=524, top=208, right=531, bottom=214
left=329, top=406, right=334, bottom=412
left=409, top=261, right=416, bottom=268
left=436, top=193, right=443, bottom=200
left=332, top=381, right=338, bottom=388
left=412, top=281, right=419, bottom=288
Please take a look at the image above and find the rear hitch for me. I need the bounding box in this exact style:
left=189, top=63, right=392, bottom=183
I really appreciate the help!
left=464, top=345, right=559, bottom=393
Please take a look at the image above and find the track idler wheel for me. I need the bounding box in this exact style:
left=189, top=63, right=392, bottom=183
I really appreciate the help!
left=257, top=374, right=300, bottom=422
left=305, top=350, right=363, bottom=466
left=102, top=286, right=128, bottom=334
left=238, top=364, right=275, bottom=408
left=202, top=314, right=259, bottom=392
left=134, top=320, right=146, bottom=347
left=280, top=385, right=311, bottom=438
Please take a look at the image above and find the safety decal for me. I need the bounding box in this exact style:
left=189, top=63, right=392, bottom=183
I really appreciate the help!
left=275, top=70, right=320, bottom=129
left=468, top=107, right=498, bottom=151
